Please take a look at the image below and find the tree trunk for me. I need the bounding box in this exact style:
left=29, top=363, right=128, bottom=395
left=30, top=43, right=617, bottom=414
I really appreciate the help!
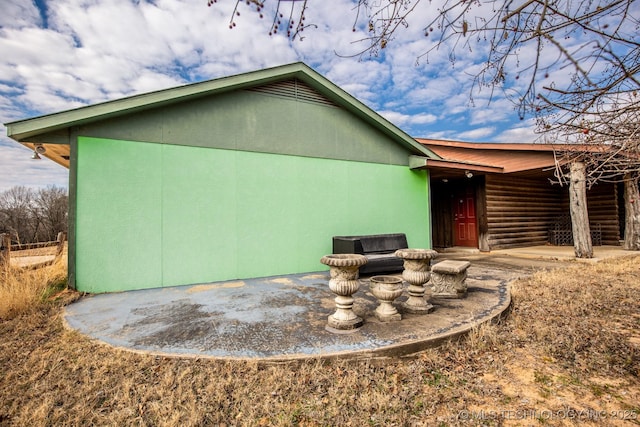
left=569, top=162, right=593, bottom=258
left=623, top=173, right=640, bottom=250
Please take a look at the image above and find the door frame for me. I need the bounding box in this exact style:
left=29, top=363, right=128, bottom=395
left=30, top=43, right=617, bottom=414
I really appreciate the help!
left=430, top=176, right=485, bottom=250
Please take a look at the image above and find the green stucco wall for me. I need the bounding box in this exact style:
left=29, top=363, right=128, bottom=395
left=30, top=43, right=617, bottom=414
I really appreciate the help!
left=75, top=137, right=430, bottom=293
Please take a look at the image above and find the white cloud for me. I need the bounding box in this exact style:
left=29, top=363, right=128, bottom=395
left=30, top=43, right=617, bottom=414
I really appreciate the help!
left=425, top=130, right=456, bottom=140
left=493, top=120, right=539, bottom=143
left=325, top=60, right=391, bottom=108
left=0, top=0, right=42, bottom=29
left=379, top=110, right=437, bottom=127
left=468, top=98, right=514, bottom=126
left=0, top=136, right=68, bottom=192
left=456, top=127, right=496, bottom=141
left=1, top=0, right=562, bottom=190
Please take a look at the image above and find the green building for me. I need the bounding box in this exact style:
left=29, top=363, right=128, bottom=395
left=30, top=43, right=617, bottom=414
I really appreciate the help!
left=6, top=63, right=438, bottom=293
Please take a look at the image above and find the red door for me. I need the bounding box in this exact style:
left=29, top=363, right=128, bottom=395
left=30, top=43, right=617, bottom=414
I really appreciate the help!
left=454, top=188, right=478, bottom=247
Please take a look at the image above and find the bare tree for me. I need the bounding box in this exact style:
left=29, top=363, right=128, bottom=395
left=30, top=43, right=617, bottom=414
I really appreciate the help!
left=212, top=0, right=640, bottom=256
left=213, top=1, right=639, bottom=112
left=549, top=90, right=640, bottom=253
left=568, top=161, right=592, bottom=257
left=362, top=0, right=640, bottom=257
left=0, top=186, right=36, bottom=244
left=0, top=186, right=68, bottom=245
left=34, top=186, right=68, bottom=243
left=622, top=172, right=640, bottom=250
left=208, top=0, right=312, bottom=38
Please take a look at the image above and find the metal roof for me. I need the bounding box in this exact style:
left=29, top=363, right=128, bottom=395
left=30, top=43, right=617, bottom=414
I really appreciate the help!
left=417, top=138, right=558, bottom=175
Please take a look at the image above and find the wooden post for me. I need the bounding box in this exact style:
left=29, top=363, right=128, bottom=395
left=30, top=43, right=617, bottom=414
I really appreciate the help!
left=0, top=233, right=10, bottom=270
left=569, top=162, right=593, bottom=258
left=475, top=176, right=490, bottom=252
left=55, top=231, right=67, bottom=257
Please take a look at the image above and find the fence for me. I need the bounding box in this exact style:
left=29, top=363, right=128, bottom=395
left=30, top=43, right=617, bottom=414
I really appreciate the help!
left=0, top=232, right=66, bottom=269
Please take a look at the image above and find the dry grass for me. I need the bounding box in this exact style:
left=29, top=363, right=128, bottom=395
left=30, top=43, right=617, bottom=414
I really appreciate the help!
left=1, top=256, right=639, bottom=426
left=0, top=257, right=68, bottom=320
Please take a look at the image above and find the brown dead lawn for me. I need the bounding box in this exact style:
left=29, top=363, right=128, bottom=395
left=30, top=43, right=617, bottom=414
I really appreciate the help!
left=0, top=255, right=67, bottom=320
left=1, top=255, right=639, bottom=426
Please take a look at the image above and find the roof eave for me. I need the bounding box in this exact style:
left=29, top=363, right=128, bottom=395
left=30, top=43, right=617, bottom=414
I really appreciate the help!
left=424, top=158, right=504, bottom=173
left=6, top=62, right=440, bottom=160
left=5, top=63, right=308, bottom=142
left=410, top=156, right=505, bottom=173
left=417, top=138, right=556, bottom=152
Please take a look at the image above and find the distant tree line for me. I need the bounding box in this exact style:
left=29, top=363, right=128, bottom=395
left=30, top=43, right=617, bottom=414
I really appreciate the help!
left=0, top=186, right=68, bottom=245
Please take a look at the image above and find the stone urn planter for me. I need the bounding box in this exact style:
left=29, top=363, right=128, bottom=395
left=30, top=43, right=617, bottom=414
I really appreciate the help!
left=369, top=275, right=403, bottom=322
left=320, top=254, right=368, bottom=332
left=394, top=248, right=438, bottom=314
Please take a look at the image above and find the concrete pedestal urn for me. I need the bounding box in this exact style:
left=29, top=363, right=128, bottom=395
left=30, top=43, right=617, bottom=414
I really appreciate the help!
left=369, top=275, right=403, bottom=322
left=394, top=248, right=438, bottom=314
left=320, top=254, right=368, bottom=332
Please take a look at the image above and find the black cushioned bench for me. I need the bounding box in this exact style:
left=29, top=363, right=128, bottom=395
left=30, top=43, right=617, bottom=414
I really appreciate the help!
left=332, top=233, right=408, bottom=275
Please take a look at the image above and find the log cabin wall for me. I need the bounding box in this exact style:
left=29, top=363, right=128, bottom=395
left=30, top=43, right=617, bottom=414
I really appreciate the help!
left=558, top=182, right=620, bottom=245
left=587, top=183, right=620, bottom=245
left=432, top=174, right=620, bottom=250
left=485, top=175, right=563, bottom=249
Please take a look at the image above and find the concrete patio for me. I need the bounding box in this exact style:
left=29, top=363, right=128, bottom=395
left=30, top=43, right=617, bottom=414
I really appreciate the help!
left=63, top=246, right=636, bottom=361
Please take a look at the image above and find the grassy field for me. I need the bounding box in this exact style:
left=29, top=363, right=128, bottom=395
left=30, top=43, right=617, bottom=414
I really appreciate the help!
left=0, top=255, right=639, bottom=426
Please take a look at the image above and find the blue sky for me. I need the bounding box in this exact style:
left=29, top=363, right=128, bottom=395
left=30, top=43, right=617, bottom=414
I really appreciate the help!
left=0, top=0, right=541, bottom=191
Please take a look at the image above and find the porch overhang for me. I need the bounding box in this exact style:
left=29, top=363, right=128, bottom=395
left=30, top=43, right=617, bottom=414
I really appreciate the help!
left=20, top=141, right=70, bottom=168
left=409, top=155, right=504, bottom=174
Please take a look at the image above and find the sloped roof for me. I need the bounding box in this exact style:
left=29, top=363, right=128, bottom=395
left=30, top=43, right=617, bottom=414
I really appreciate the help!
left=5, top=62, right=438, bottom=168
left=416, top=138, right=558, bottom=175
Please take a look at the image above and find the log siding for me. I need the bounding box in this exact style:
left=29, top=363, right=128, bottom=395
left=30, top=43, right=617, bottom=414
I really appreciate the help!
left=558, top=182, right=620, bottom=246
left=484, top=175, right=620, bottom=249
left=485, top=175, right=562, bottom=249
